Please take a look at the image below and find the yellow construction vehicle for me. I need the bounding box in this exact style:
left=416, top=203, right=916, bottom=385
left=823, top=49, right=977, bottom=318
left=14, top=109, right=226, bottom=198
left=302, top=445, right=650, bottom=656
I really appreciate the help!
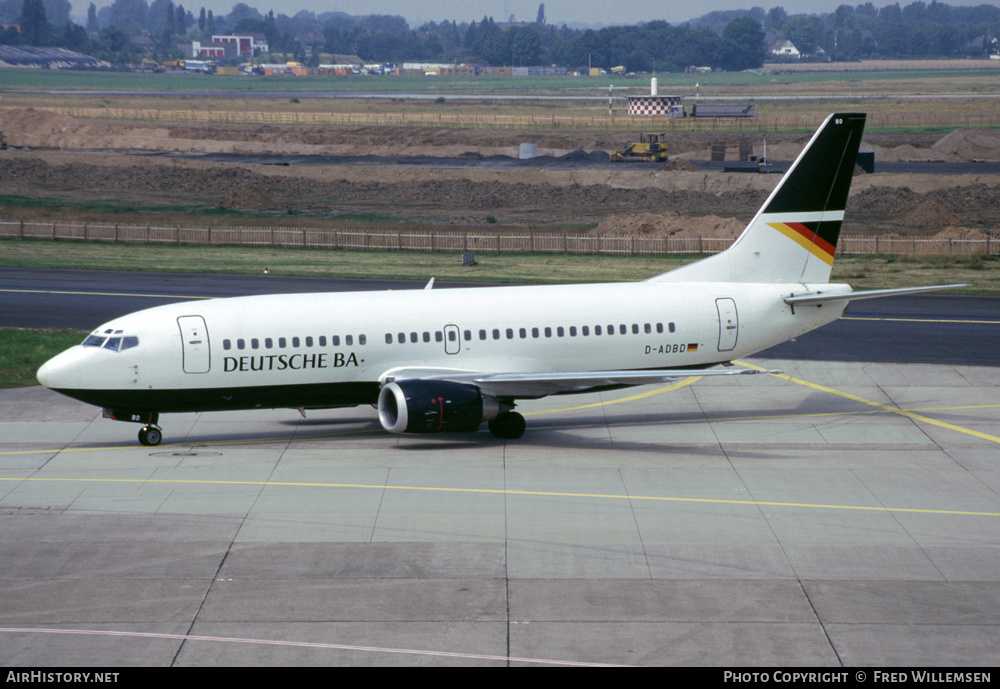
left=611, top=133, right=668, bottom=162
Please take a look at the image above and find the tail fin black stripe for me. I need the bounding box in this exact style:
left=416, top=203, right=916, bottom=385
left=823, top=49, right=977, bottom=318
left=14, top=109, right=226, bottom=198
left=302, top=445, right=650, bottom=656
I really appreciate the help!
left=763, top=113, right=866, bottom=220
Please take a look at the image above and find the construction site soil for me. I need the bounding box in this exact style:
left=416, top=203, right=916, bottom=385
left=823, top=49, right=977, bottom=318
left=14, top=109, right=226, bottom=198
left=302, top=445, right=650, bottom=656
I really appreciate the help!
left=2, top=107, right=1000, bottom=238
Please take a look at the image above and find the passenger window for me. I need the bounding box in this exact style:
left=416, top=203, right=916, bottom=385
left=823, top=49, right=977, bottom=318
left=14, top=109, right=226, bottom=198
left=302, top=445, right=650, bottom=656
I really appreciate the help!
left=506, top=328, right=514, bottom=339
left=305, top=336, right=313, bottom=347
left=398, top=333, right=405, bottom=344
left=632, top=324, right=639, bottom=334
left=620, top=324, right=627, bottom=335
left=279, top=338, right=287, bottom=348
left=410, top=332, right=418, bottom=343
left=423, top=332, right=431, bottom=343
left=464, top=330, right=472, bottom=341
left=435, top=332, right=443, bottom=342
left=569, top=326, right=577, bottom=336
left=644, top=324, right=651, bottom=334
left=594, top=325, right=602, bottom=336
left=544, top=327, right=552, bottom=338
left=385, top=333, right=393, bottom=344
left=359, top=335, right=366, bottom=345
left=265, top=338, right=273, bottom=348
left=345, top=335, right=353, bottom=346
left=448, top=331, right=456, bottom=342
left=669, top=323, right=676, bottom=333
left=237, top=339, right=246, bottom=350
left=292, top=337, right=300, bottom=348
left=479, top=329, right=487, bottom=340
left=557, top=327, right=564, bottom=337
left=519, top=328, right=527, bottom=339
left=532, top=328, right=539, bottom=338
left=332, top=335, right=341, bottom=346
left=319, top=336, right=327, bottom=347
left=581, top=326, right=589, bottom=336
left=492, top=329, right=500, bottom=340
left=656, top=323, right=664, bottom=334
left=222, top=339, right=232, bottom=351
left=251, top=338, right=260, bottom=349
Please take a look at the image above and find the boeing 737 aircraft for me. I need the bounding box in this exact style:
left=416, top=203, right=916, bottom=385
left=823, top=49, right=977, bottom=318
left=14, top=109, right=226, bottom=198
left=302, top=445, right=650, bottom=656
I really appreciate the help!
left=37, top=113, right=962, bottom=446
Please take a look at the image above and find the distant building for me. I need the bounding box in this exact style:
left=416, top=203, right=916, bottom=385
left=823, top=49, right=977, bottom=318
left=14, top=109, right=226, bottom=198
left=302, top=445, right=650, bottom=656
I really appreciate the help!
left=295, top=32, right=324, bottom=54
left=210, top=34, right=269, bottom=57
left=129, top=34, right=156, bottom=54
left=769, top=40, right=800, bottom=58
left=0, top=45, right=110, bottom=69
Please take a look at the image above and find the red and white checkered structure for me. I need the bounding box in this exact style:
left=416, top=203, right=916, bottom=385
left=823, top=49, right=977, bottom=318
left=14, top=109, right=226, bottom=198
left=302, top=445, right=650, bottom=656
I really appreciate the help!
left=626, top=95, right=682, bottom=116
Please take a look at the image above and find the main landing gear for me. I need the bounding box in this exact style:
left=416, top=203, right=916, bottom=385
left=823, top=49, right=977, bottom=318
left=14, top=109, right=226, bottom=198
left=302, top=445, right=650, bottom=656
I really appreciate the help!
left=138, top=425, right=163, bottom=446
left=488, top=411, right=526, bottom=440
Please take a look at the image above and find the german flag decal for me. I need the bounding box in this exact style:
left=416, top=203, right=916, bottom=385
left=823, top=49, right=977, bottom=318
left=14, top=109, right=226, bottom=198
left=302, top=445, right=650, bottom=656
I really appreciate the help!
left=767, top=221, right=839, bottom=265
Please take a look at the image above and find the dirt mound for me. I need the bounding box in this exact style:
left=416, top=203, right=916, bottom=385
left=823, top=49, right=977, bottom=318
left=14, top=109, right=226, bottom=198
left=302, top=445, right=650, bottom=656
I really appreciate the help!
left=896, top=198, right=963, bottom=226
left=932, top=128, right=1000, bottom=161
left=874, top=143, right=952, bottom=163
left=658, top=159, right=698, bottom=172
left=219, top=185, right=283, bottom=210
left=590, top=211, right=744, bottom=239
left=559, top=149, right=610, bottom=163
left=933, top=226, right=990, bottom=240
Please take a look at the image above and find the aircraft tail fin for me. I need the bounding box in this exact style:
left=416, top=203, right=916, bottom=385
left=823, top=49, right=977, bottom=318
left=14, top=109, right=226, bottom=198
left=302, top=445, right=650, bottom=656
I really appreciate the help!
left=650, top=113, right=866, bottom=285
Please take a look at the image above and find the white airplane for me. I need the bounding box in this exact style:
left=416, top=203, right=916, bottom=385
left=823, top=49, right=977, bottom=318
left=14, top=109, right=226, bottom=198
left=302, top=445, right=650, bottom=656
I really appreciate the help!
left=37, top=113, right=962, bottom=446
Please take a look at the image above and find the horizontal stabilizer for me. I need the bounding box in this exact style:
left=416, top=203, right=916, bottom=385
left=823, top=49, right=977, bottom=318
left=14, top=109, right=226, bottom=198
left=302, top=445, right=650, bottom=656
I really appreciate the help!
left=784, top=284, right=967, bottom=306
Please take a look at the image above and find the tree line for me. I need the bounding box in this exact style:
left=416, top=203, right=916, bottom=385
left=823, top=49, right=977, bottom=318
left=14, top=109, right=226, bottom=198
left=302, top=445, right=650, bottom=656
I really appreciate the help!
left=1, top=1, right=999, bottom=67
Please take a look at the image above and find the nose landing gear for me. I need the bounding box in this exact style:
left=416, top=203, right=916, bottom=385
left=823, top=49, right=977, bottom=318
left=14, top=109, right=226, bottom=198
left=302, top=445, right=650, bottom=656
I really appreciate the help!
left=103, top=409, right=162, bottom=446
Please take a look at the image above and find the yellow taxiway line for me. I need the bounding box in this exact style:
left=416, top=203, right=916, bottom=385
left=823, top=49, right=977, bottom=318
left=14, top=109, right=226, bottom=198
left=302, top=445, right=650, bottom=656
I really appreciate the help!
left=734, top=360, right=1000, bottom=445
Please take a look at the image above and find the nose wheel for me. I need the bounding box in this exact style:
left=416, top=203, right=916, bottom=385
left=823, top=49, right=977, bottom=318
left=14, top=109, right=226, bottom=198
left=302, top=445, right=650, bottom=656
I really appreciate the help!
left=139, top=425, right=163, bottom=446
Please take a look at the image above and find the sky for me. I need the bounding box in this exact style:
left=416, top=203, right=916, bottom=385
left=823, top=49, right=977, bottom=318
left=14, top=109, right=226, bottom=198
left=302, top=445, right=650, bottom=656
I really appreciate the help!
left=80, top=0, right=1000, bottom=28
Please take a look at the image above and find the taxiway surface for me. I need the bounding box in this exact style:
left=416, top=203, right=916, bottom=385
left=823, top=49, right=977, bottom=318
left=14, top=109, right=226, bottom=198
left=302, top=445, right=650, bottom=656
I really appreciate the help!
left=1, top=270, right=998, bottom=666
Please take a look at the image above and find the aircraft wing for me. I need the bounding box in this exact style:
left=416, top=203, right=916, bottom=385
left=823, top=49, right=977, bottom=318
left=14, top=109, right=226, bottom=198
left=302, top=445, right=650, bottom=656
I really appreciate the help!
left=381, top=366, right=778, bottom=399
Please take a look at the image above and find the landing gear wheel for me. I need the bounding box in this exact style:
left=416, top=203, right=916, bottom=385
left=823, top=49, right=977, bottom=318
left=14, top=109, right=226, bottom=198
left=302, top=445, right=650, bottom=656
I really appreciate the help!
left=139, top=425, right=162, bottom=446
left=489, top=412, right=526, bottom=440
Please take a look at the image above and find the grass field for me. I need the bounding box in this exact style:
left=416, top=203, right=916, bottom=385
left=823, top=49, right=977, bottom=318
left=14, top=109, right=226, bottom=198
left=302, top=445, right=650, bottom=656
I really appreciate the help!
left=0, top=328, right=86, bottom=388
left=4, top=66, right=1000, bottom=131
left=2, top=238, right=996, bottom=290
left=3, top=65, right=1000, bottom=95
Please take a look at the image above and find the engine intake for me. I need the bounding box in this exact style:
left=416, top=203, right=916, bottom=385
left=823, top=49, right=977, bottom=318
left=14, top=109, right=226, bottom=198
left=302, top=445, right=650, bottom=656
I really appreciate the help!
left=378, top=380, right=500, bottom=434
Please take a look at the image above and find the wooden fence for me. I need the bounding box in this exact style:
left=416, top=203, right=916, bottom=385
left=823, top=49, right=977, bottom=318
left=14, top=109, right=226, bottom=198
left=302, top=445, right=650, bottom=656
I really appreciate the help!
left=21, top=106, right=1000, bottom=132
left=2, top=220, right=997, bottom=257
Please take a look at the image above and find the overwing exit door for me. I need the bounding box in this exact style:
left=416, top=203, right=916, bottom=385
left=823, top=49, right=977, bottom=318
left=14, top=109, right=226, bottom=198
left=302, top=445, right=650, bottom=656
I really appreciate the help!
left=177, top=315, right=211, bottom=373
left=443, top=324, right=461, bottom=355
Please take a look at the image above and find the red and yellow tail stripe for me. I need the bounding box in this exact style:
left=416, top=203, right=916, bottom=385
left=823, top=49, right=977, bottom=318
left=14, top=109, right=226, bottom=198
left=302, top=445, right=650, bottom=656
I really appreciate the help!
left=767, top=221, right=839, bottom=266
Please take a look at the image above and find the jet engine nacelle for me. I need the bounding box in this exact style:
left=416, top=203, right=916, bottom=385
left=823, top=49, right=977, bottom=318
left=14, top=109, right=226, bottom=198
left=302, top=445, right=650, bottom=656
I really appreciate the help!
left=378, top=380, right=500, bottom=434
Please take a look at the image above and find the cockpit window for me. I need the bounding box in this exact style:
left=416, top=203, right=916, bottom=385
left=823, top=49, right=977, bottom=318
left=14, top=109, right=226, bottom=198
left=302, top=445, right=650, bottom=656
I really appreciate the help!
left=85, top=330, right=138, bottom=352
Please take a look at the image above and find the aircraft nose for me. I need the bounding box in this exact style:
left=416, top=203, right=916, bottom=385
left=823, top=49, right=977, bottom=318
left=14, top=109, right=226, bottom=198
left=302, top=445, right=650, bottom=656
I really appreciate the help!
left=36, top=349, right=83, bottom=389
left=36, top=358, right=53, bottom=387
